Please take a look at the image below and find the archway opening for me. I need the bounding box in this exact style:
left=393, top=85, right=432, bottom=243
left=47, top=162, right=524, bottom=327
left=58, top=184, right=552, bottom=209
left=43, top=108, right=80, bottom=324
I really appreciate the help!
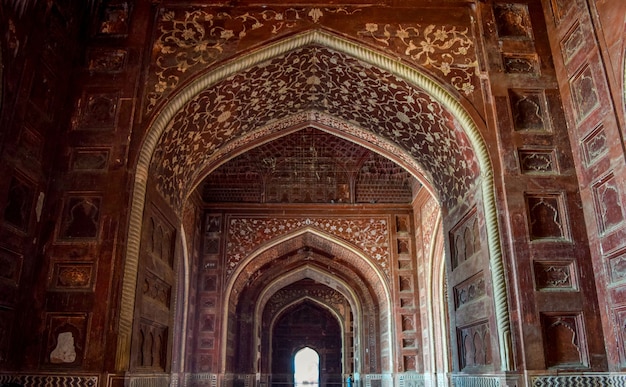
left=272, top=300, right=342, bottom=387
left=294, top=347, right=320, bottom=387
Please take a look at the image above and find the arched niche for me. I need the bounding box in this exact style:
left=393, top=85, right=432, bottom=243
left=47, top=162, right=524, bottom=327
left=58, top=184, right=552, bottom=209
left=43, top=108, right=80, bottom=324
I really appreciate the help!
left=120, top=29, right=511, bottom=372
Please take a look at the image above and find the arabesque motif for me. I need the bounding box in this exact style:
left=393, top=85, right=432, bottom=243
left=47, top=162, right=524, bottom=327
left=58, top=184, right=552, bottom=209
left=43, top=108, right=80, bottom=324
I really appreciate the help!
left=226, top=216, right=390, bottom=278
left=147, top=7, right=361, bottom=112
left=358, top=23, right=479, bottom=95
left=152, top=47, right=479, bottom=210
left=146, top=7, right=478, bottom=113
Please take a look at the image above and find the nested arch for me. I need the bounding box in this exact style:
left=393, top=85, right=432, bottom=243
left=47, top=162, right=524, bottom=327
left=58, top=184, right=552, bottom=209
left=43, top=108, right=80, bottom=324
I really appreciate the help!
left=227, top=228, right=389, bottom=308
left=226, top=229, right=389, bottom=374
left=120, top=29, right=511, bottom=371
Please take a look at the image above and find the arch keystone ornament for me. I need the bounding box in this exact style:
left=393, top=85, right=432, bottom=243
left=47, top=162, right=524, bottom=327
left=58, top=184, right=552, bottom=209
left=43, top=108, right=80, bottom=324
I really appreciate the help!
left=118, top=29, right=513, bottom=372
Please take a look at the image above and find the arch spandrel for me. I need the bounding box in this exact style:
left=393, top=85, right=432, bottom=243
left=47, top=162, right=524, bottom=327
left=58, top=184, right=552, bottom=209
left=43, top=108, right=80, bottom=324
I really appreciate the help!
left=146, top=7, right=481, bottom=116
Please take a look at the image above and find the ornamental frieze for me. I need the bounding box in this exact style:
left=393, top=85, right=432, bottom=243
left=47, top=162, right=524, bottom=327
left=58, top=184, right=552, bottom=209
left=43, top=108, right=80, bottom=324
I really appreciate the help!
left=146, top=6, right=479, bottom=114
left=266, top=288, right=347, bottom=318
left=226, top=216, right=390, bottom=278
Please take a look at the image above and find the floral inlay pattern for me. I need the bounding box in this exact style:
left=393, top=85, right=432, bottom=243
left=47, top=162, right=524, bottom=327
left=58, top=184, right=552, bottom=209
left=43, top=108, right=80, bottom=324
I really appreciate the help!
left=358, top=23, right=478, bottom=95
left=151, top=46, right=479, bottom=210
left=147, top=7, right=361, bottom=112
left=146, top=7, right=479, bottom=113
left=226, top=216, right=390, bottom=278
left=421, top=196, right=440, bottom=255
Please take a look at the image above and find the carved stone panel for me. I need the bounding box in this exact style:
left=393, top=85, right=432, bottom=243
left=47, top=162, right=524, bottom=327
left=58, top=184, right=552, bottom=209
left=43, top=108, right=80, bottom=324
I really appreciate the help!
left=592, top=173, right=625, bottom=234
left=560, top=22, right=589, bottom=67
left=142, top=271, right=171, bottom=308
left=72, top=92, right=119, bottom=130
left=397, top=239, right=410, bottom=255
left=533, top=260, right=577, bottom=291
left=541, top=313, right=588, bottom=369
left=0, top=309, right=14, bottom=364
left=457, top=321, right=492, bottom=370
left=3, top=176, right=35, bottom=232
left=201, top=314, right=215, bottom=332
left=0, top=247, right=22, bottom=287
left=58, top=196, right=101, bottom=241
left=402, top=315, right=415, bottom=332
left=204, top=214, right=222, bottom=257
left=18, top=127, right=44, bottom=169
left=570, top=65, right=600, bottom=123
left=70, top=148, right=110, bottom=171
left=50, top=262, right=95, bottom=291
left=203, top=275, right=218, bottom=292
left=449, top=208, right=480, bottom=269
left=606, top=247, right=626, bottom=284
left=205, top=214, right=222, bottom=234
left=28, top=64, right=56, bottom=118
left=453, top=272, right=486, bottom=309
left=399, top=275, right=413, bottom=292
left=509, top=90, right=548, bottom=132
left=550, top=0, right=575, bottom=24
left=199, top=336, right=214, bottom=349
left=43, top=313, right=89, bottom=367
left=613, top=307, right=626, bottom=365
left=136, top=319, right=168, bottom=370
left=403, top=338, right=416, bottom=349
left=396, top=215, right=410, bottom=233
left=398, top=259, right=412, bottom=270
left=518, top=148, right=557, bottom=175
left=581, top=124, right=608, bottom=167
left=146, top=215, right=175, bottom=267
left=403, top=355, right=416, bottom=371
left=98, top=2, right=131, bottom=36
left=400, top=298, right=414, bottom=308
left=503, top=54, right=539, bottom=75
left=87, top=49, right=127, bottom=72
left=201, top=296, right=216, bottom=309
left=494, top=4, right=532, bottom=39
left=525, top=194, right=569, bottom=241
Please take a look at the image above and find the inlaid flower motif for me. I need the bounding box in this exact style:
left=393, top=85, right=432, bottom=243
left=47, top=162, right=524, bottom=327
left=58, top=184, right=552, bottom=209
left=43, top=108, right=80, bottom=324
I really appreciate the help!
left=366, top=23, right=378, bottom=32
left=358, top=23, right=478, bottom=96
left=308, top=8, right=323, bottom=23
left=221, top=30, right=234, bottom=40
left=226, top=216, right=391, bottom=278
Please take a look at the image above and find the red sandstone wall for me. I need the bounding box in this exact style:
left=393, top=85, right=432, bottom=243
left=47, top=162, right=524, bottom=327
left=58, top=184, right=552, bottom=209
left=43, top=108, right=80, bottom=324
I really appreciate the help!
left=0, top=0, right=624, bottom=383
left=543, top=0, right=626, bottom=371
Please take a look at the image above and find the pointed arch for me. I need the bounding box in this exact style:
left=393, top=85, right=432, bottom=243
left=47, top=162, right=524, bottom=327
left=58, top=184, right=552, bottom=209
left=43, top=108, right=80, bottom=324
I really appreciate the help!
left=118, top=29, right=511, bottom=371
left=225, top=229, right=391, bottom=374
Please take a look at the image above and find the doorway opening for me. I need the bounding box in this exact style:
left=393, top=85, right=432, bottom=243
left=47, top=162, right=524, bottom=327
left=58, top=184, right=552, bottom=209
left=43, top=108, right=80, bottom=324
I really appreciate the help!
left=294, top=347, right=320, bottom=387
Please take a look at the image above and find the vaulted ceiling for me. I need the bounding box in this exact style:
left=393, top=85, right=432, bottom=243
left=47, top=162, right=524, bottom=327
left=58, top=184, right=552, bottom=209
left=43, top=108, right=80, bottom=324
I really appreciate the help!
left=200, top=127, right=418, bottom=204
left=151, top=44, right=480, bottom=210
